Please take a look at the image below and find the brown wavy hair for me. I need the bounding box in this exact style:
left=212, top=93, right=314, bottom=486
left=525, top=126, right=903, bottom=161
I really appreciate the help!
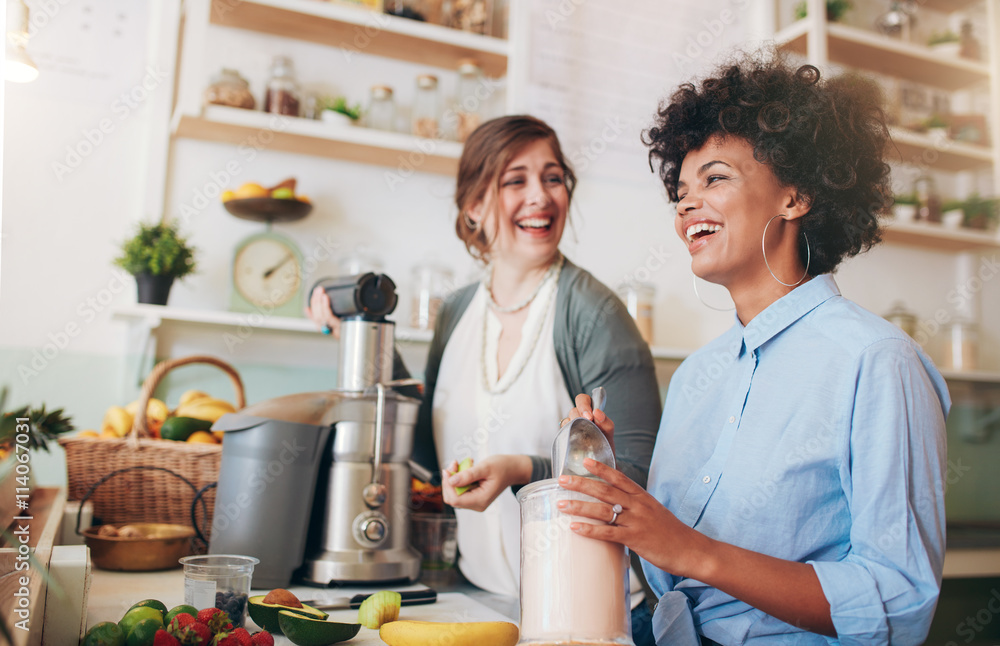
left=455, top=115, right=577, bottom=262
left=643, top=50, right=892, bottom=275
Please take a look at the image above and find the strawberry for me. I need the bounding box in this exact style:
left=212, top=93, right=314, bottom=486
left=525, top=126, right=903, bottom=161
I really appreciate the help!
left=171, top=620, right=211, bottom=646
left=229, top=628, right=252, bottom=646
left=197, top=608, right=233, bottom=635
left=212, top=633, right=240, bottom=646
left=188, top=622, right=212, bottom=645
left=249, top=631, right=274, bottom=646
left=168, top=613, right=196, bottom=637
left=154, top=629, right=181, bottom=646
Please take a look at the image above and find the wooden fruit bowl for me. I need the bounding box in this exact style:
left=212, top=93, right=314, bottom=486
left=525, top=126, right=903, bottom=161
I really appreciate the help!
left=83, top=523, right=195, bottom=571
left=223, top=197, right=313, bottom=223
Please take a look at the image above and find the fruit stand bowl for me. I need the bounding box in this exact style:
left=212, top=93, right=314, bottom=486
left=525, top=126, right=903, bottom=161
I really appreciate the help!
left=223, top=197, right=312, bottom=223
left=83, top=523, right=196, bottom=571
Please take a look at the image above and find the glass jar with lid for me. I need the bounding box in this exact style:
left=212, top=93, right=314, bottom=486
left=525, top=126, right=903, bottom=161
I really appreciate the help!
left=617, top=282, right=655, bottom=345
left=941, top=320, right=979, bottom=371
left=367, top=85, right=396, bottom=131
left=412, top=74, right=440, bottom=139
left=204, top=69, right=255, bottom=110
left=264, top=55, right=301, bottom=117
left=410, top=262, right=453, bottom=330
left=454, top=58, right=483, bottom=142
left=882, top=301, right=917, bottom=338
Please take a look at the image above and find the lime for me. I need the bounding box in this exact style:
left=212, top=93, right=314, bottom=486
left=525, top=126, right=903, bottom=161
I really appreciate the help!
left=118, top=606, right=163, bottom=637
left=278, top=610, right=361, bottom=646
left=164, top=604, right=198, bottom=626
left=125, top=617, right=162, bottom=646
left=127, top=599, right=167, bottom=617
left=82, top=621, right=125, bottom=646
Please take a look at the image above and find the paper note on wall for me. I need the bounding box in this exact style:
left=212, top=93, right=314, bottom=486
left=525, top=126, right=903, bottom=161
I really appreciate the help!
left=526, top=0, right=750, bottom=184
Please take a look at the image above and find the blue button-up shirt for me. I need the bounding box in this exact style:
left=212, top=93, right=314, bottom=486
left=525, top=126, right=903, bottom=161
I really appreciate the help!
left=644, top=274, right=950, bottom=645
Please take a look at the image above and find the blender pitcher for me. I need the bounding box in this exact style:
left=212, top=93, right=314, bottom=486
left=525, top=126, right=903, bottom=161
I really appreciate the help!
left=517, top=480, right=634, bottom=645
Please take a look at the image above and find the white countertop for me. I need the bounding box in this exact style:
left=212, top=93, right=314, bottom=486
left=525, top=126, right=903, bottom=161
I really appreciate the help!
left=87, top=568, right=519, bottom=644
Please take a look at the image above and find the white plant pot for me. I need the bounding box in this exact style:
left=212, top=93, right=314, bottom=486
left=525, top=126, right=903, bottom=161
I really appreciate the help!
left=893, top=204, right=918, bottom=222
left=321, top=110, right=355, bottom=127
left=942, top=209, right=964, bottom=229
left=929, top=41, right=961, bottom=57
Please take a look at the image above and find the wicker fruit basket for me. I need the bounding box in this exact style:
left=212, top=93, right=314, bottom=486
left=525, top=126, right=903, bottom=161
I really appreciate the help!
left=59, top=356, right=245, bottom=541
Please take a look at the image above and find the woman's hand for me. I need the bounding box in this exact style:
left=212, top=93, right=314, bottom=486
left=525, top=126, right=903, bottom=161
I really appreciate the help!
left=556, top=458, right=711, bottom=579
left=442, top=455, right=533, bottom=512
left=304, top=285, right=341, bottom=338
left=561, top=392, right=616, bottom=454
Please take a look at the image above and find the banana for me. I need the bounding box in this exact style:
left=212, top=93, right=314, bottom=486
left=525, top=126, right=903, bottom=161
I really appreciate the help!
left=174, top=398, right=237, bottom=423
left=101, top=406, right=134, bottom=437
left=178, top=389, right=212, bottom=407
left=126, top=398, right=169, bottom=422
left=379, top=620, right=519, bottom=646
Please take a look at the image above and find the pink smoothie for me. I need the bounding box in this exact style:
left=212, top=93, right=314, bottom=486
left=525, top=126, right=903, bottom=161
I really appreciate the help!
left=519, top=515, right=629, bottom=644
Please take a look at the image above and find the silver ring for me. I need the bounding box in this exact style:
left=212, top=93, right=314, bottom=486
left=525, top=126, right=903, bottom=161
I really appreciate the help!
left=609, top=503, right=623, bottom=525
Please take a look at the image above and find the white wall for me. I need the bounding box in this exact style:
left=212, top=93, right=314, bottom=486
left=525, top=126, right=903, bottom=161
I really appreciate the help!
left=2, top=1, right=998, bottom=489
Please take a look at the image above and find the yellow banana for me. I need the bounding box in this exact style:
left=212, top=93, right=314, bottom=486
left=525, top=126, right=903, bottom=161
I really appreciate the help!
left=379, top=620, right=519, bottom=646
left=126, top=398, right=169, bottom=422
left=178, top=389, right=212, bottom=407
left=174, top=398, right=237, bottom=422
left=101, top=406, right=133, bottom=437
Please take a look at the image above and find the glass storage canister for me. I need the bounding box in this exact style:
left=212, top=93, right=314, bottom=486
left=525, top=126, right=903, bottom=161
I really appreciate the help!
left=442, top=0, right=492, bottom=35
left=412, top=74, right=440, bottom=139
left=367, top=85, right=396, bottom=131
left=264, top=55, right=301, bottom=117
left=941, top=319, right=978, bottom=371
left=410, top=262, right=453, bottom=330
left=454, top=58, right=484, bottom=142
left=618, top=282, right=655, bottom=345
left=882, top=301, right=917, bottom=338
left=517, top=480, right=635, bottom=646
left=204, top=69, right=255, bottom=110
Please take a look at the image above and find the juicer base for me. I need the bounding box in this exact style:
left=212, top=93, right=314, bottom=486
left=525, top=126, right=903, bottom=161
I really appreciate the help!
left=298, top=546, right=422, bottom=585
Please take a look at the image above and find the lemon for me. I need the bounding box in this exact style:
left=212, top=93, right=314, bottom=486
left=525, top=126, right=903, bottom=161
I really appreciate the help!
left=187, top=430, right=217, bottom=444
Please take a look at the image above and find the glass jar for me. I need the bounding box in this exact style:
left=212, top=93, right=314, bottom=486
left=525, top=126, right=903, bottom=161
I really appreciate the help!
left=517, top=480, right=634, bottom=645
left=883, top=301, right=917, bottom=338
left=204, top=69, right=255, bottom=110
left=367, top=85, right=396, bottom=131
left=442, top=0, right=492, bottom=35
left=384, top=0, right=428, bottom=21
left=941, top=320, right=978, bottom=371
left=618, top=282, right=655, bottom=345
left=914, top=175, right=942, bottom=223
left=264, top=55, right=301, bottom=117
left=412, top=74, right=440, bottom=139
left=410, top=262, right=453, bottom=330
left=455, top=58, right=483, bottom=142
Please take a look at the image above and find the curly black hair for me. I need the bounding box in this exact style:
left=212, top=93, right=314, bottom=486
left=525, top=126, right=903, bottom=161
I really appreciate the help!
left=644, top=51, right=892, bottom=275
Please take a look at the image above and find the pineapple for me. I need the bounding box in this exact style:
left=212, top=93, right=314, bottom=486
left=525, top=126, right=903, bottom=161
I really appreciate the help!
left=0, top=386, right=76, bottom=458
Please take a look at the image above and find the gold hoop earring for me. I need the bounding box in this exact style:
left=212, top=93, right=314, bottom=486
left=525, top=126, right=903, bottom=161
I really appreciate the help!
left=762, top=214, right=811, bottom=287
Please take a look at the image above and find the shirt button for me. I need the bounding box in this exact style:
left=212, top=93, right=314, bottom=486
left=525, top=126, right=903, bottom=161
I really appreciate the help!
left=702, top=475, right=711, bottom=484
left=728, top=416, right=736, bottom=423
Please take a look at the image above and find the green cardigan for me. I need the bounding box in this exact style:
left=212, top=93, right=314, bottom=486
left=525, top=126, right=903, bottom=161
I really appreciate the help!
left=407, top=258, right=661, bottom=489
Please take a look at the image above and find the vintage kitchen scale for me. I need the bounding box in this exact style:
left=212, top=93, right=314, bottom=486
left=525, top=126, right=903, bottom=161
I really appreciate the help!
left=208, top=272, right=424, bottom=588
left=223, top=185, right=312, bottom=317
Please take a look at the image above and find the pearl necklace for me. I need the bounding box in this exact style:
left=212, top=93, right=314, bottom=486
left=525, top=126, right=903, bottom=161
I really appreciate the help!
left=481, top=255, right=564, bottom=395
left=484, top=254, right=564, bottom=314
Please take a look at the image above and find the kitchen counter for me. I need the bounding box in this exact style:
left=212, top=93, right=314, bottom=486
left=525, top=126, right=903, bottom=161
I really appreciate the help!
left=86, top=567, right=519, bottom=643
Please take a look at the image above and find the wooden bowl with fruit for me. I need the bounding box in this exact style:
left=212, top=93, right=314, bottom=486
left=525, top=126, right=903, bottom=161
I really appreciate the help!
left=223, top=178, right=313, bottom=223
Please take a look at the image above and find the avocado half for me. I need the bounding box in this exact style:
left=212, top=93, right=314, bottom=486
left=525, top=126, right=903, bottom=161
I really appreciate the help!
left=247, top=595, right=329, bottom=635
left=278, top=610, right=361, bottom=646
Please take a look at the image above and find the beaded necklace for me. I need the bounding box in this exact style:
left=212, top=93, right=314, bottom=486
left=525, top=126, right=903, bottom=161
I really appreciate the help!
left=484, top=254, right=563, bottom=313
left=480, top=255, right=564, bottom=395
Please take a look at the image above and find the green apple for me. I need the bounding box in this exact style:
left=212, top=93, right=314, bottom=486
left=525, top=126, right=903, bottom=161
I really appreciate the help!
left=454, top=457, right=474, bottom=495
left=271, top=187, right=295, bottom=199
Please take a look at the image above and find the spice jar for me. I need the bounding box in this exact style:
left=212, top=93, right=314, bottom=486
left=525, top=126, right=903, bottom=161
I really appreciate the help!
left=367, top=85, right=396, bottom=131
left=264, top=55, right=301, bottom=117
left=204, top=69, right=255, bottom=110
left=618, top=282, right=655, bottom=345
left=454, top=59, right=483, bottom=142
left=412, top=74, right=440, bottom=139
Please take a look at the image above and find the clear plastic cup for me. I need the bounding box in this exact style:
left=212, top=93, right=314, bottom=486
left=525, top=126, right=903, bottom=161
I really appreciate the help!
left=410, top=513, right=458, bottom=586
left=180, top=554, right=259, bottom=627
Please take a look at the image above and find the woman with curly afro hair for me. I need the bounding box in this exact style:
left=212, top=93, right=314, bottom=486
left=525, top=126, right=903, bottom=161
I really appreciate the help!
left=557, top=52, right=949, bottom=645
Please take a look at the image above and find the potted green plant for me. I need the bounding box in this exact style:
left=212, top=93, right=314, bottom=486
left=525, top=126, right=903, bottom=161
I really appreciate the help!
left=319, top=96, right=362, bottom=127
left=922, top=113, right=950, bottom=140
left=928, top=30, right=961, bottom=56
left=961, top=194, right=998, bottom=231
left=794, top=0, right=851, bottom=22
left=892, top=193, right=919, bottom=222
left=114, top=220, right=197, bottom=305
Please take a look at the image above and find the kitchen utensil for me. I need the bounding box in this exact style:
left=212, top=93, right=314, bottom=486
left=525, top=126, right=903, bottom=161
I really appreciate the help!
left=551, top=387, right=613, bottom=477
left=299, top=588, right=438, bottom=610
left=83, top=523, right=196, bottom=572
left=209, top=273, right=423, bottom=587
left=180, top=554, right=258, bottom=628
left=518, top=480, right=634, bottom=645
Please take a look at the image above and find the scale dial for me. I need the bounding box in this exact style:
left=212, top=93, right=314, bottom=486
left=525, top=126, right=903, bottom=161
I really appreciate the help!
left=232, top=233, right=302, bottom=309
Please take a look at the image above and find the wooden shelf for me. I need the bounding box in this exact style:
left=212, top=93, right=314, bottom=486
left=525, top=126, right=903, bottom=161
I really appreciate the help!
left=939, top=369, right=1000, bottom=383
left=208, top=0, right=509, bottom=77
left=921, top=0, right=982, bottom=12
left=887, top=127, right=995, bottom=172
left=883, top=220, right=1000, bottom=251
left=775, top=21, right=990, bottom=91
left=174, top=105, right=463, bottom=175
left=112, top=303, right=436, bottom=343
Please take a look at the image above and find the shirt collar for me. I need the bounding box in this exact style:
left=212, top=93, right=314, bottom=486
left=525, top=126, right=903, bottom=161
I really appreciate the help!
left=727, top=274, right=841, bottom=357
